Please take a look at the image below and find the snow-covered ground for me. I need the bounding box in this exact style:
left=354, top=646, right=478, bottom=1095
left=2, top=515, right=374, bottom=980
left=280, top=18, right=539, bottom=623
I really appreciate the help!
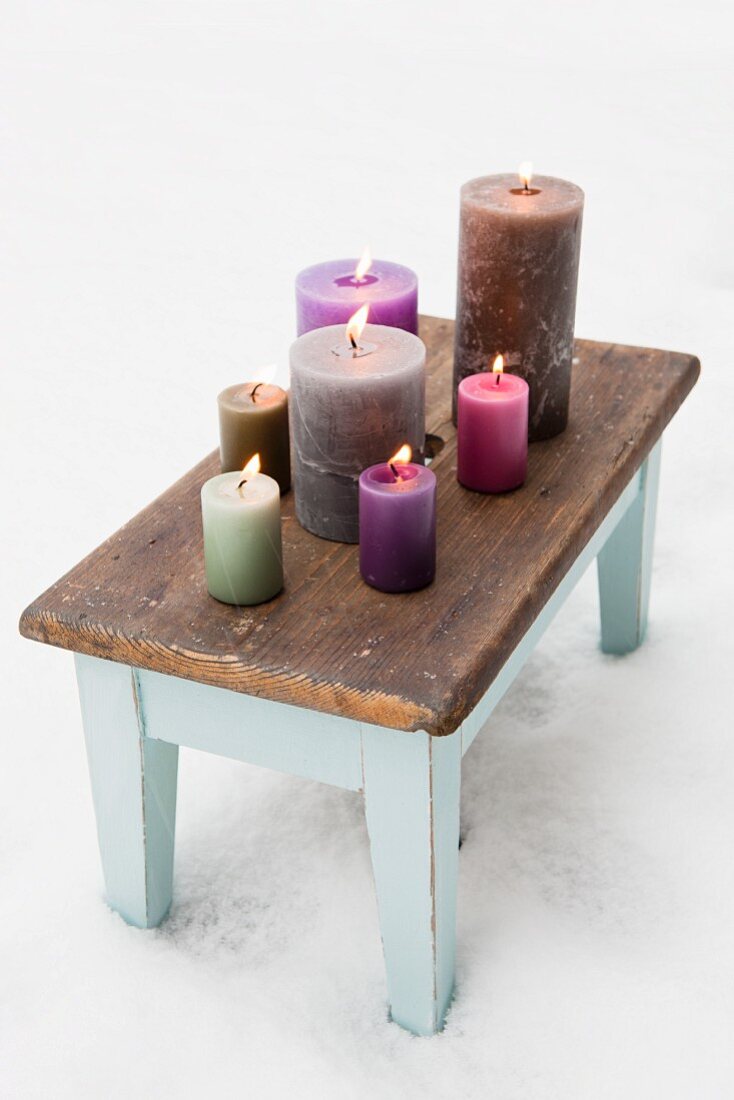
left=2, top=1, right=732, bottom=1096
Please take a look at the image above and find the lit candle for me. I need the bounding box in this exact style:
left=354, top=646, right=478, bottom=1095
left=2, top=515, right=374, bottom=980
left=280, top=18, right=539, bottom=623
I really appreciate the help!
left=289, top=306, right=426, bottom=543
left=453, top=163, right=584, bottom=441
left=201, top=454, right=283, bottom=605
left=359, top=445, right=436, bottom=593
left=218, top=367, right=291, bottom=493
left=457, top=355, right=529, bottom=493
left=296, top=247, right=418, bottom=336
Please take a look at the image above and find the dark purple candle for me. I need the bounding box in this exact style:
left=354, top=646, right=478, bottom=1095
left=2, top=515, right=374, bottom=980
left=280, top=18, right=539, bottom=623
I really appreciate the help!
left=296, top=253, right=418, bottom=336
left=359, top=449, right=436, bottom=593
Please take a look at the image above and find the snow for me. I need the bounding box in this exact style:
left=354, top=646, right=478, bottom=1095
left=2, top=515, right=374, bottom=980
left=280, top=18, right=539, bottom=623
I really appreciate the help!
left=2, top=1, right=733, bottom=1096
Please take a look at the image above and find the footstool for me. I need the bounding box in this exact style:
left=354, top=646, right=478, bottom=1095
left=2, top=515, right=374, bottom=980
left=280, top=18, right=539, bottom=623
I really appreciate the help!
left=19, top=316, right=699, bottom=1035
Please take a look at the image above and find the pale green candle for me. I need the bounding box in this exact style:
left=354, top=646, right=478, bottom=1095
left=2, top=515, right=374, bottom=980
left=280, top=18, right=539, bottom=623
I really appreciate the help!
left=201, top=456, right=283, bottom=606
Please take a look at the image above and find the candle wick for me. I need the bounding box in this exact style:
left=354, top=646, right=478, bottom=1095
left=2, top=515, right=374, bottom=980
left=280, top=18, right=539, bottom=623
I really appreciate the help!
left=389, top=462, right=400, bottom=482
left=495, top=372, right=501, bottom=385
left=251, top=382, right=264, bottom=402
left=349, top=334, right=358, bottom=351
left=237, top=477, right=248, bottom=490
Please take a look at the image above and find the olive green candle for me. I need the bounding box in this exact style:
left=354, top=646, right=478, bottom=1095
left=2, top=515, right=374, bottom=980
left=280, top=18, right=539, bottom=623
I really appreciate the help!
left=218, top=383, right=291, bottom=493
left=201, top=462, right=283, bottom=606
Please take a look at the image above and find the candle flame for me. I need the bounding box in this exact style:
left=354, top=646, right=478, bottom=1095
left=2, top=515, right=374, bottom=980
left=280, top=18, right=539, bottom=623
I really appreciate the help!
left=518, top=161, right=533, bottom=190
left=253, top=364, right=277, bottom=387
left=389, top=444, right=412, bottom=466
left=346, top=304, right=369, bottom=347
left=355, top=245, right=372, bottom=282
left=241, top=453, right=261, bottom=479
left=492, top=354, right=504, bottom=374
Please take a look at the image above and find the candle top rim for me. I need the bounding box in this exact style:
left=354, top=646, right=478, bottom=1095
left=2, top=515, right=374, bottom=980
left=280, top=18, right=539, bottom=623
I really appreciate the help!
left=360, top=462, right=435, bottom=492
left=461, top=174, right=584, bottom=213
left=218, top=382, right=286, bottom=410
left=296, top=258, right=418, bottom=300
left=201, top=470, right=280, bottom=506
left=459, top=372, right=529, bottom=400
left=290, top=322, right=425, bottom=378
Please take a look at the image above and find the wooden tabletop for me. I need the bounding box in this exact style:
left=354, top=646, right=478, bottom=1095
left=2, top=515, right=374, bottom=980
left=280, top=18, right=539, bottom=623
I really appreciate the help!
left=20, top=317, right=699, bottom=735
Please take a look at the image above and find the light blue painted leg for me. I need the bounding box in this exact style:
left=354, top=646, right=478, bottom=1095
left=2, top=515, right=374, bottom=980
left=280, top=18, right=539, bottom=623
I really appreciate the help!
left=597, top=440, right=662, bottom=654
left=362, top=725, right=461, bottom=1036
left=75, top=654, right=178, bottom=928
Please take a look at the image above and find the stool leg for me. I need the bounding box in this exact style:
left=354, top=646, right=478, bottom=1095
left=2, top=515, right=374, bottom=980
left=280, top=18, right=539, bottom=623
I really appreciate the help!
left=75, top=654, right=178, bottom=928
left=362, top=725, right=461, bottom=1035
left=597, top=440, right=662, bottom=654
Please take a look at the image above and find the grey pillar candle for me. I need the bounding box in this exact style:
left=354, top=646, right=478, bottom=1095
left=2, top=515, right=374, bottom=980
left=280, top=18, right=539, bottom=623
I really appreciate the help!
left=453, top=169, right=584, bottom=441
left=289, top=314, right=426, bottom=543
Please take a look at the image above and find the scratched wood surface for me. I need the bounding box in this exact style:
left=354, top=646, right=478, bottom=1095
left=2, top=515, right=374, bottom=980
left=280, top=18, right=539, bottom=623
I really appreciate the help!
left=19, top=317, right=699, bottom=735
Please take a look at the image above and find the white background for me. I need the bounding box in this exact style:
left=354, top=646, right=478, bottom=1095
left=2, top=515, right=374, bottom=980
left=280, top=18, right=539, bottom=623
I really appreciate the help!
left=2, top=1, right=733, bottom=1097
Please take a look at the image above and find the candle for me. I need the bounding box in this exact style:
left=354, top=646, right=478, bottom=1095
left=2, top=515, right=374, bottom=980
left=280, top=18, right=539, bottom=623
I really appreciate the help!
left=457, top=356, right=529, bottom=493
left=296, top=248, right=418, bottom=336
left=289, top=307, right=426, bottom=543
left=359, top=445, right=436, bottom=593
left=201, top=455, right=283, bottom=606
left=218, top=372, right=291, bottom=493
left=453, top=164, right=584, bottom=441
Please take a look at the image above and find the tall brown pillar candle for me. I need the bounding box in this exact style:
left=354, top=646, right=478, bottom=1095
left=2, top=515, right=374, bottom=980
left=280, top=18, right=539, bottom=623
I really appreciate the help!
left=453, top=170, right=584, bottom=441
left=218, top=383, right=291, bottom=493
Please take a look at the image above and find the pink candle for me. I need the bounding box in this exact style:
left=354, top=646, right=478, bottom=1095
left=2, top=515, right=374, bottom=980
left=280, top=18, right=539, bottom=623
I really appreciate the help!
left=457, top=357, right=529, bottom=493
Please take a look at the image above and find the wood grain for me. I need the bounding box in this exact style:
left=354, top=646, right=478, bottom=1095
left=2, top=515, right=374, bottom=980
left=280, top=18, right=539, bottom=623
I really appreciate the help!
left=19, top=317, right=699, bottom=735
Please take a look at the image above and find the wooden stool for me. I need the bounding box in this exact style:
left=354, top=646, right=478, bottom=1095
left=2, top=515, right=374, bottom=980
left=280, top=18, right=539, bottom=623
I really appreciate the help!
left=19, top=317, right=699, bottom=1035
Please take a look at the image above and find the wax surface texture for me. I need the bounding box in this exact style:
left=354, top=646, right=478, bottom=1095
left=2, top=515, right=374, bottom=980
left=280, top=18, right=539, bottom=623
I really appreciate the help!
left=453, top=174, right=584, bottom=441
left=201, top=471, right=283, bottom=605
left=359, top=462, right=436, bottom=593
left=296, top=259, right=418, bottom=336
left=218, top=383, right=291, bottom=493
left=289, top=323, right=426, bottom=543
left=457, top=372, right=529, bottom=492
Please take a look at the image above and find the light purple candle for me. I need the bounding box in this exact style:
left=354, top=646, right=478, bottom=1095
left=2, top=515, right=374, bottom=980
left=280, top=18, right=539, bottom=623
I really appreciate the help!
left=359, top=449, right=436, bottom=593
left=296, top=252, right=418, bottom=336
